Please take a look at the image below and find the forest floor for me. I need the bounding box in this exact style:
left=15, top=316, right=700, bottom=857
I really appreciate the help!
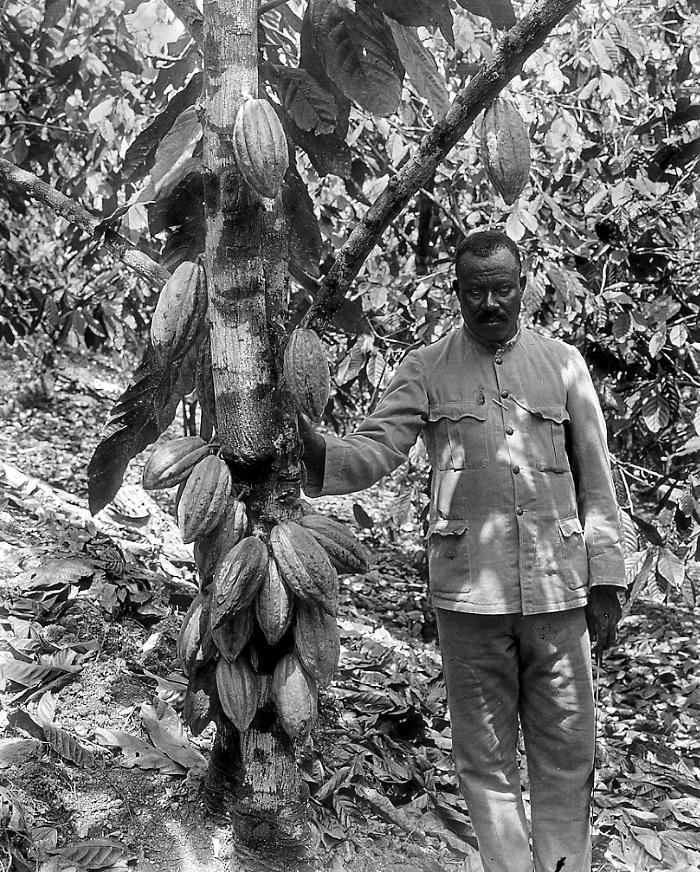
left=0, top=348, right=698, bottom=872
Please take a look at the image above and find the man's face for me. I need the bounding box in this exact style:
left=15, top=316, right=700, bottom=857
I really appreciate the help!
left=455, top=248, right=526, bottom=345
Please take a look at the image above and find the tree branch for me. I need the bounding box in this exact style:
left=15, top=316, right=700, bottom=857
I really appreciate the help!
left=163, top=0, right=203, bottom=47
left=302, top=0, right=582, bottom=332
left=0, top=157, right=170, bottom=289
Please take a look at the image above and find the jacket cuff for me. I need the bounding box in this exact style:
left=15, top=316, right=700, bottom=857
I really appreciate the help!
left=588, top=547, right=627, bottom=589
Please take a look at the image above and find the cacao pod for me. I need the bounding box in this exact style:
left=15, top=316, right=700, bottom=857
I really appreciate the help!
left=270, top=521, right=339, bottom=615
left=272, top=652, right=318, bottom=741
left=142, top=436, right=209, bottom=491
left=293, top=599, right=340, bottom=688
left=183, top=659, right=219, bottom=737
left=216, top=655, right=259, bottom=732
left=210, top=536, right=269, bottom=629
left=212, top=606, right=254, bottom=662
left=256, top=558, right=294, bottom=646
left=232, top=97, right=289, bottom=199
left=480, top=97, right=531, bottom=206
left=283, top=328, right=330, bottom=423
left=177, top=455, right=232, bottom=544
left=194, top=497, right=248, bottom=588
left=299, top=514, right=369, bottom=575
left=176, top=591, right=217, bottom=676
left=150, top=260, right=207, bottom=363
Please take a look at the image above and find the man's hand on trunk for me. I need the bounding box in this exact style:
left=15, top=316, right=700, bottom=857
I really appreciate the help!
left=585, top=585, right=622, bottom=662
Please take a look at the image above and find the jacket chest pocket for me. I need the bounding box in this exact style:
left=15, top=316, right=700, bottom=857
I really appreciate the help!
left=525, top=404, right=570, bottom=473
left=429, top=402, right=488, bottom=471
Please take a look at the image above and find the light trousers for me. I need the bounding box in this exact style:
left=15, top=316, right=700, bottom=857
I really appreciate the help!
left=436, top=607, right=595, bottom=872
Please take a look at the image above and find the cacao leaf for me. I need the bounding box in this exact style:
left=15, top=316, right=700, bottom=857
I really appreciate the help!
left=45, top=839, right=129, bottom=870
left=42, top=723, right=96, bottom=768
left=627, top=512, right=665, bottom=546
left=282, top=165, right=322, bottom=278
left=307, top=0, right=404, bottom=116
left=656, top=548, right=685, bottom=590
left=93, top=728, right=185, bottom=775
left=87, top=342, right=193, bottom=515
left=388, top=22, right=450, bottom=120
left=455, top=0, right=515, bottom=30
left=140, top=697, right=206, bottom=770
left=123, top=73, right=202, bottom=182
left=352, top=503, right=374, bottom=530
left=641, top=393, right=669, bottom=433
left=375, top=0, right=454, bottom=44
left=276, top=66, right=337, bottom=135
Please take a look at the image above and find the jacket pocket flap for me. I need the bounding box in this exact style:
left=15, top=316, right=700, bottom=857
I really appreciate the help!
left=523, top=403, right=570, bottom=424
left=427, top=518, right=469, bottom=537
left=428, top=402, right=487, bottom=423
left=559, top=516, right=583, bottom=537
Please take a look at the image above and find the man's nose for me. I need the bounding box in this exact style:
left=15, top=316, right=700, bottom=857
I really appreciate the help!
left=483, top=290, right=498, bottom=308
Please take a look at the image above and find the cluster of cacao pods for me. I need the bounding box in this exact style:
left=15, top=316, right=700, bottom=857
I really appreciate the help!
left=479, top=95, right=531, bottom=206
left=144, top=436, right=369, bottom=741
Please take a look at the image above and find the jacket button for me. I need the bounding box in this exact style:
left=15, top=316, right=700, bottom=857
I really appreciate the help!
left=495, top=357, right=503, bottom=365
left=512, top=465, right=520, bottom=474
left=516, top=506, right=523, bottom=516
left=505, top=426, right=514, bottom=435
left=501, top=390, right=509, bottom=398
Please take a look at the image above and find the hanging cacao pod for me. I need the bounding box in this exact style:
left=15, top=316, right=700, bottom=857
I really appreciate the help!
left=269, top=521, right=339, bottom=615
left=210, top=536, right=269, bottom=629
left=255, top=558, right=294, bottom=646
left=194, top=497, right=248, bottom=588
left=232, top=97, right=289, bottom=199
left=212, top=606, right=254, bottom=663
left=176, top=591, right=217, bottom=676
left=299, top=514, right=369, bottom=574
left=272, top=652, right=318, bottom=741
left=480, top=97, right=531, bottom=206
left=216, top=655, right=259, bottom=732
left=150, top=260, right=207, bottom=363
left=142, top=436, right=209, bottom=491
left=293, top=599, right=340, bottom=688
left=283, top=328, right=330, bottom=423
left=177, top=455, right=232, bottom=544
left=183, top=659, right=219, bottom=737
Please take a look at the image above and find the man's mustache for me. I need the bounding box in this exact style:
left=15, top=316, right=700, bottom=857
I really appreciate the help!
left=478, top=312, right=507, bottom=321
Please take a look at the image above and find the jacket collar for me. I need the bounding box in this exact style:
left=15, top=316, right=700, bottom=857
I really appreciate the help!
left=462, top=322, right=523, bottom=353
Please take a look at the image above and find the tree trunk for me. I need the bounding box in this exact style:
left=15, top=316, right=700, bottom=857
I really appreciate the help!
left=200, top=0, right=310, bottom=862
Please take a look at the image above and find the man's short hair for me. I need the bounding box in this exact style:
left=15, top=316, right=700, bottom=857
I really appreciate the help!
left=455, top=230, right=521, bottom=271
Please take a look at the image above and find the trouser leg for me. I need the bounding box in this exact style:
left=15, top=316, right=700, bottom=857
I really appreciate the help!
left=518, top=608, right=595, bottom=872
left=436, top=609, right=532, bottom=872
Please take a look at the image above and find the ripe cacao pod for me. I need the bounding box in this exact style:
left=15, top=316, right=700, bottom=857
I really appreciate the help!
left=194, top=497, right=248, bottom=588
left=177, top=591, right=217, bottom=676
left=256, top=558, right=294, bottom=646
left=272, top=652, right=318, bottom=741
left=232, top=97, right=289, bottom=199
left=150, top=260, right=207, bottom=363
left=299, top=514, right=369, bottom=575
left=183, top=659, right=219, bottom=737
left=283, top=328, right=330, bottom=423
left=177, top=455, right=232, bottom=544
left=210, top=536, right=269, bottom=629
left=142, top=436, right=209, bottom=491
left=293, top=600, right=340, bottom=688
left=212, top=606, right=254, bottom=662
left=216, top=655, right=259, bottom=732
left=269, top=521, right=339, bottom=615
left=480, top=97, right=531, bottom=206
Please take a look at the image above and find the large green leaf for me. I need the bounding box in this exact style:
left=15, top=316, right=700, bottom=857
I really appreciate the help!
left=455, top=0, right=515, bottom=30
left=307, top=0, right=404, bottom=116
left=276, top=66, right=338, bottom=135
left=87, top=342, right=192, bottom=515
left=375, top=0, right=454, bottom=45
left=388, top=22, right=450, bottom=119
left=282, top=166, right=322, bottom=278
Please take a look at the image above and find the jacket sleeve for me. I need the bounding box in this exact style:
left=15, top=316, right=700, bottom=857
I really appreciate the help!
left=566, top=347, right=626, bottom=589
left=304, top=350, right=429, bottom=497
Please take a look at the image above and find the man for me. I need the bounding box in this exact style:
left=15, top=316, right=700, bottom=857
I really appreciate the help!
left=300, top=229, right=625, bottom=872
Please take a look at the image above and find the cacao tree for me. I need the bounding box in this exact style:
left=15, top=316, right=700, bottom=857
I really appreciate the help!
left=2, top=0, right=699, bottom=865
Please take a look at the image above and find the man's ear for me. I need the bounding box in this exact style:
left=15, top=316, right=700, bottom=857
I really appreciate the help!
left=519, top=273, right=527, bottom=291
left=452, top=279, right=460, bottom=294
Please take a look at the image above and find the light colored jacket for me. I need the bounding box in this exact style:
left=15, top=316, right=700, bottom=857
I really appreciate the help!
left=308, top=325, right=626, bottom=615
